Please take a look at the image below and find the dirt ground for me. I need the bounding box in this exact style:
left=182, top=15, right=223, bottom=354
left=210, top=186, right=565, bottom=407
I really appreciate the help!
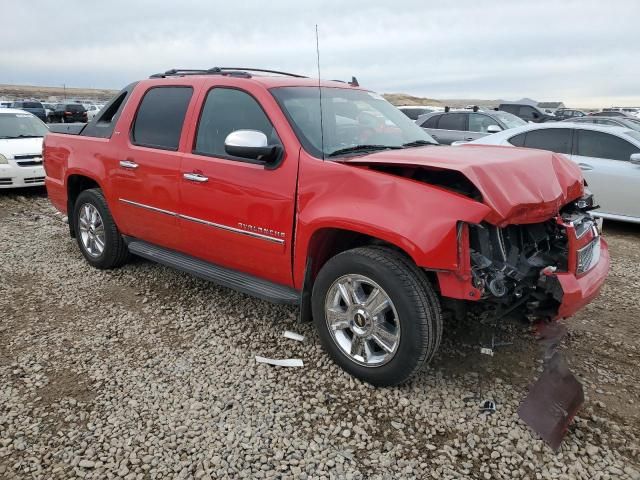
left=1, top=187, right=639, bottom=479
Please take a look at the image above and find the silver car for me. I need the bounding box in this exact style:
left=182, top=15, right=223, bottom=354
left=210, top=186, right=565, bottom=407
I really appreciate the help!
left=562, top=116, right=640, bottom=131
left=416, top=109, right=526, bottom=145
left=464, top=123, right=640, bottom=223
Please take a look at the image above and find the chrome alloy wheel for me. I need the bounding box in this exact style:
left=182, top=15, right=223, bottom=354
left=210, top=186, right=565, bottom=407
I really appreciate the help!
left=325, top=274, right=400, bottom=367
left=78, top=203, right=105, bottom=257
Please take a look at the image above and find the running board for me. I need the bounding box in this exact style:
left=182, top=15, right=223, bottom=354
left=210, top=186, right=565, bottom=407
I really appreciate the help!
left=126, top=239, right=300, bottom=305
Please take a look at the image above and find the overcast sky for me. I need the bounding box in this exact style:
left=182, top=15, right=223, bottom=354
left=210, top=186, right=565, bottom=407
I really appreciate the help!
left=1, top=0, right=638, bottom=107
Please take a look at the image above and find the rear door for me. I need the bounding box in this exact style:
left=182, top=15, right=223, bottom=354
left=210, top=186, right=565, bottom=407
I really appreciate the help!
left=108, top=85, right=195, bottom=250
left=178, top=85, right=299, bottom=286
left=427, top=113, right=467, bottom=144
left=571, top=129, right=640, bottom=219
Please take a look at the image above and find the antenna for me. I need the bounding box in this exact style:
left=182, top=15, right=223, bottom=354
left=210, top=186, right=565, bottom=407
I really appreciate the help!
left=315, top=24, right=325, bottom=160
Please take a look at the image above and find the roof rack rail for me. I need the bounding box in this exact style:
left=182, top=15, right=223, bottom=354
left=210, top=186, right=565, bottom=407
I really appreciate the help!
left=149, top=67, right=307, bottom=79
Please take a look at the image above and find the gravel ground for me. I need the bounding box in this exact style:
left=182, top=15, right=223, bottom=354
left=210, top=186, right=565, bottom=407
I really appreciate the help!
left=1, top=188, right=639, bottom=480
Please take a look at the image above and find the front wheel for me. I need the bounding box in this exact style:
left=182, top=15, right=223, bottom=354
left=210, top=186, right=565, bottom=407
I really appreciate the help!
left=312, top=246, right=442, bottom=386
left=73, top=188, right=129, bottom=269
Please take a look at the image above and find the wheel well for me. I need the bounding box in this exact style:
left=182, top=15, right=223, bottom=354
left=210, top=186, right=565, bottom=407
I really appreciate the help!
left=298, top=227, right=441, bottom=323
left=306, top=228, right=405, bottom=282
left=66, top=175, right=100, bottom=237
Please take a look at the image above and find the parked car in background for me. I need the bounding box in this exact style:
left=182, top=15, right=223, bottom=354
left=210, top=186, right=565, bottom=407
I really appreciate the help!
left=397, top=106, right=435, bottom=120
left=464, top=123, right=640, bottom=223
left=43, top=67, right=608, bottom=386
left=10, top=100, right=47, bottom=122
left=590, top=110, right=637, bottom=118
left=498, top=103, right=556, bottom=123
left=416, top=109, right=526, bottom=144
left=0, top=108, right=48, bottom=188
left=86, top=104, right=104, bottom=121
left=554, top=109, right=587, bottom=121
left=563, top=116, right=640, bottom=131
left=48, top=103, right=88, bottom=123
left=0, top=101, right=12, bottom=108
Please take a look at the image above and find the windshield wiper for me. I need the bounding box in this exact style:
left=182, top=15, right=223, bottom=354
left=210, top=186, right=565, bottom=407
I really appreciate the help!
left=328, top=144, right=401, bottom=157
left=402, top=140, right=437, bottom=148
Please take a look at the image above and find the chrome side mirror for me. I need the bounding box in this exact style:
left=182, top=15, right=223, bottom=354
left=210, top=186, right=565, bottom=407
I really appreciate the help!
left=487, top=125, right=502, bottom=133
left=224, top=130, right=282, bottom=167
left=630, top=153, right=640, bottom=165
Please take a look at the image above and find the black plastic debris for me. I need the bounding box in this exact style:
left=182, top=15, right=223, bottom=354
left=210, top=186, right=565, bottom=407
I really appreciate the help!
left=480, top=400, right=496, bottom=414
left=517, top=351, right=584, bottom=451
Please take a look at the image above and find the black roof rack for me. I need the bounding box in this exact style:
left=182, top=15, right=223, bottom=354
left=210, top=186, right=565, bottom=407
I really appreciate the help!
left=149, top=67, right=307, bottom=79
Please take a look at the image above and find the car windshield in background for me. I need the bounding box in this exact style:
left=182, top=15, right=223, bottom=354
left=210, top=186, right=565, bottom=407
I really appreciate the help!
left=67, top=104, right=85, bottom=112
left=492, top=111, right=527, bottom=129
left=0, top=112, right=49, bottom=139
left=271, top=87, right=437, bottom=158
left=625, top=130, right=640, bottom=143
left=23, top=102, right=43, bottom=109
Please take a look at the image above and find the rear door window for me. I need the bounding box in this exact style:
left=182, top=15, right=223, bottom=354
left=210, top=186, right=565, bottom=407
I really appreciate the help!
left=522, top=128, right=572, bottom=154
left=575, top=130, right=639, bottom=161
left=500, top=105, right=518, bottom=114
left=508, top=132, right=526, bottom=147
left=436, top=113, right=466, bottom=131
left=131, top=86, right=193, bottom=150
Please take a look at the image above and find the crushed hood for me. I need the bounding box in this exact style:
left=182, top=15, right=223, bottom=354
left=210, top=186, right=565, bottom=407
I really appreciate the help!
left=339, top=145, right=584, bottom=226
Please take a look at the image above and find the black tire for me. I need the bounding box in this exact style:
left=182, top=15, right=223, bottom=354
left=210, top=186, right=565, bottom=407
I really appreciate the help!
left=312, top=246, right=442, bottom=386
left=73, top=188, right=129, bottom=269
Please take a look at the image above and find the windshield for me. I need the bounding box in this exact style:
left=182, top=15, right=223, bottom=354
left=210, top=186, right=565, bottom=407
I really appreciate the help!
left=491, top=111, right=527, bottom=129
left=0, top=112, right=49, bottom=139
left=271, top=87, right=437, bottom=158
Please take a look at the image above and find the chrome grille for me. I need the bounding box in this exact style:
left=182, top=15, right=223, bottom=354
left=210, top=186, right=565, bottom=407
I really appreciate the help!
left=577, top=237, right=601, bottom=274
left=0, top=178, right=13, bottom=185
left=14, top=154, right=43, bottom=167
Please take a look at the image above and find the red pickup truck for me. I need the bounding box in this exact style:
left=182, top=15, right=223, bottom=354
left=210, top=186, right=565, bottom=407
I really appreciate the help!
left=44, top=68, right=609, bottom=386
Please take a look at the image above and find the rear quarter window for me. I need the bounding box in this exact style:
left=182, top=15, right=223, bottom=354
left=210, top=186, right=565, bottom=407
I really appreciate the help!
left=131, top=86, right=193, bottom=151
left=508, top=132, right=526, bottom=147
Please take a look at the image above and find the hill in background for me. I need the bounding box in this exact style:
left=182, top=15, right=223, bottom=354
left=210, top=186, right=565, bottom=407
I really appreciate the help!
left=0, top=84, right=502, bottom=109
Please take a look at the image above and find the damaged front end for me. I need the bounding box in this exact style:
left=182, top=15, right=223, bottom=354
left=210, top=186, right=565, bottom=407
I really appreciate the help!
left=465, top=193, right=603, bottom=321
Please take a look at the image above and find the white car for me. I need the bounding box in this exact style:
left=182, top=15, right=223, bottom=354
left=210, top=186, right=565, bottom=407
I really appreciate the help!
left=463, top=122, right=640, bottom=223
left=0, top=108, right=48, bottom=188
left=85, top=104, right=104, bottom=121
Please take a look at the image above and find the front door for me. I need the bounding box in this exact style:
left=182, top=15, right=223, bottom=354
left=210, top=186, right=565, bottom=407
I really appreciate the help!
left=178, top=86, right=298, bottom=286
left=108, top=85, right=194, bottom=250
left=571, top=128, right=640, bottom=219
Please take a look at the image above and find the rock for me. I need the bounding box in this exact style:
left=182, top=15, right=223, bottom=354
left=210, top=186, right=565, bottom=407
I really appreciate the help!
left=79, top=460, right=95, bottom=468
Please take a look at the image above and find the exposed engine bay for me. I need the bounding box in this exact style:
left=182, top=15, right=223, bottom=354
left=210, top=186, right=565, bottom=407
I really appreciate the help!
left=467, top=194, right=599, bottom=321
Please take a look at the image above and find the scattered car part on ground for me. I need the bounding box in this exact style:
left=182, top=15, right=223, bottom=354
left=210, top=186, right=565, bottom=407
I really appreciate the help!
left=255, top=356, right=304, bottom=367
left=464, top=122, right=640, bottom=223
left=44, top=67, right=609, bottom=386
left=284, top=330, right=305, bottom=342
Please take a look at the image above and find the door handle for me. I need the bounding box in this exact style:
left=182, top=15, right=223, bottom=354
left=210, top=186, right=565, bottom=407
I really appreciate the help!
left=119, top=160, right=139, bottom=170
left=578, top=163, right=593, bottom=171
left=183, top=172, right=209, bottom=183
left=464, top=137, right=474, bottom=141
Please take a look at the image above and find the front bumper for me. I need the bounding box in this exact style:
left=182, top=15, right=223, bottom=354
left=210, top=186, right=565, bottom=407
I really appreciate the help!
left=0, top=163, right=45, bottom=188
left=553, top=238, right=610, bottom=319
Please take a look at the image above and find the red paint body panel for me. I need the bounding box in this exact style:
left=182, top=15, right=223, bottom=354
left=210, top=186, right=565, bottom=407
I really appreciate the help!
left=341, top=145, right=584, bottom=227
left=554, top=239, right=610, bottom=319
left=42, top=74, right=609, bottom=321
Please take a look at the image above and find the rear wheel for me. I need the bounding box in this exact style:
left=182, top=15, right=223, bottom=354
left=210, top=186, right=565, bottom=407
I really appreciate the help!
left=73, top=189, right=129, bottom=269
left=312, top=246, right=442, bottom=386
